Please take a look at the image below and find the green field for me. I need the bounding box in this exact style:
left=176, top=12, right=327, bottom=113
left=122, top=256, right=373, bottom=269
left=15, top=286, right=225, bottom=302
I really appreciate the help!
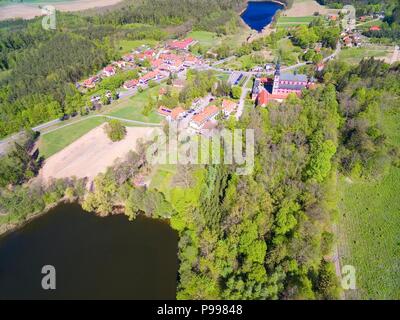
left=39, top=117, right=106, bottom=158
left=187, top=31, right=220, bottom=48
left=116, top=39, right=159, bottom=54
left=338, top=47, right=390, bottom=65
left=107, top=86, right=164, bottom=123
left=276, top=16, right=315, bottom=27
left=338, top=109, right=400, bottom=299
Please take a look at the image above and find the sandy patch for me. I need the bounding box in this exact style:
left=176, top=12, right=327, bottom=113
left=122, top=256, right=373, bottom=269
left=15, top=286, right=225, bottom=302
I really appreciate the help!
left=0, top=0, right=123, bottom=21
left=40, top=124, right=159, bottom=182
left=283, top=0, right=334, bottom=17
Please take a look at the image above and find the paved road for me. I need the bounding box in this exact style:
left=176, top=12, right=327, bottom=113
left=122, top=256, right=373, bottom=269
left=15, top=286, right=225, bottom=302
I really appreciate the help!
left=41, top=115, right=163, bottom=136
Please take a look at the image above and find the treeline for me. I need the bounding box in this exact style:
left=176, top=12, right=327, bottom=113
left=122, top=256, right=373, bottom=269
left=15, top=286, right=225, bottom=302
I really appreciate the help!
left=80, top=84, right=342, bottom=299
left=317, top=0, right=396, bottom=15
left=0, top=130, right=40, bottom=187
left=100, top=0, right=246, bottom=33
left=0, top=32, right=111, bottom=137
left=323, top=58, right=400, bottom=179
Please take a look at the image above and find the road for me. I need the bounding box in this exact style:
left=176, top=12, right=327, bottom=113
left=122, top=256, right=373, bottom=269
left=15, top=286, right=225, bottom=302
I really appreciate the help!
left=40, top=115, right=162, bottom=136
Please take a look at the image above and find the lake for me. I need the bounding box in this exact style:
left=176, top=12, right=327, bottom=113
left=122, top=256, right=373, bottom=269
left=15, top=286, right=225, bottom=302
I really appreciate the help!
left=241, top=1, right=284, bottom=32
left=0, top=203, right=179, bottom=299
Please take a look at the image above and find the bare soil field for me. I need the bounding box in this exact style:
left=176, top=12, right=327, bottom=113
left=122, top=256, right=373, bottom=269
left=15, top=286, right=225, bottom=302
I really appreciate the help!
left=0, top=0, right=123, bottom=21
left=283, top=0, right=335, bottom=17
left=40, top=124, right=159, bottom=182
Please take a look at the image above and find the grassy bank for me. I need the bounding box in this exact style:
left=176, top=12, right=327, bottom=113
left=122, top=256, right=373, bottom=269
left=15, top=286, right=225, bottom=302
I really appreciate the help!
left=338, top=107, right=400, bottom=299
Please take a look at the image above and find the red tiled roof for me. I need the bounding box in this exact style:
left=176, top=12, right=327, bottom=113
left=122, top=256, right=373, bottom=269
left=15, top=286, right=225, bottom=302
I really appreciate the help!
left=169, top=38, right=195, bottom=50
left=151, top=59, right=164, bottom=68
left=83, top=76, right=98, bottom=86
left=170, top=107, right=186, bottom=120
left=192, top=105, right=219, bottom=126
left=257, top=89, right=294, bottom=106
left=124, top=79, right=138, bottom=88
left=140, top=70, right=160, bottom=82
left=257, top=90, right=269, bottom=106
left=222, top=99, right=237, bottom=113
left=104, top=65, right=115, bottom=73
left=369, top=26, right=381, bottom=31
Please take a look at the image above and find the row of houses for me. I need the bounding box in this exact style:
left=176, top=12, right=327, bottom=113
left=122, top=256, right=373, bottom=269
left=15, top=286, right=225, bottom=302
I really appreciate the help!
left=342, top=30, right=362, bottom=47
left=80, top=38, right=199, bottom=90
left=157, top=99, right=238, bottom=133
left=122, top=39, right=202, bottom=90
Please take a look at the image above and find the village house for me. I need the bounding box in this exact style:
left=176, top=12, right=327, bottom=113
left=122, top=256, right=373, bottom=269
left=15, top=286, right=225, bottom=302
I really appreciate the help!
left=369, top=25, right=381, bottom=32
left=170, top=107, right=186, bottom=121
left=221, top=99, right=237, bottom=117
left=139, top=69, right=165, bottom=85
left=122, top=53, right=135, bottom=62
left=157, top=106, right=186, bottom=122
left=168, top=38, right=198, bottom=51
left=183, top=55, right=200, bottom=67
left=82, top=76, right=99, bottom=89
left=150, top=58, right=164, bottom=69
left=123, top=79, right=138, bottom=89
left=190, top=105, right=220, bottom=131
left=113, top=60, right=126, bottom=69
left=102, top=65, right=116, bottom=77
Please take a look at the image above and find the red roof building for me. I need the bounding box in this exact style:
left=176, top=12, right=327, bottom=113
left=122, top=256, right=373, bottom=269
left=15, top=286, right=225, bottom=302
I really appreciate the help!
left=190, top=105, right=220, bottom=129
left=123, top=79, right=138, bottom=89
left=222, top=99, right=237, bottom=116
left=103, top=65, right=116, bottom=77
left=169, top=38, right=197, bottom=51
left=170, top=107, right=186, bottom=121
left=257, top=89, right=298, bottom=107
left=369, top=25, right=381, bottom=31
left=82, top=76, right=99, bottom=88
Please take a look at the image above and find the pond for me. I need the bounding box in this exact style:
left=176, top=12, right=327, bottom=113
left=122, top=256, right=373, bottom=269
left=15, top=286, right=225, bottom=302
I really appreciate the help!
left=241, top=1, right=284, bottom=32
left=0, top=203, right=179, bottom=299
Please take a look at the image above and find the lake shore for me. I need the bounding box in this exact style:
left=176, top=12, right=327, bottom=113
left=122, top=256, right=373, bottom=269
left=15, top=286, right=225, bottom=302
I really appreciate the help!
left=0, top=0, right=124, bottom=21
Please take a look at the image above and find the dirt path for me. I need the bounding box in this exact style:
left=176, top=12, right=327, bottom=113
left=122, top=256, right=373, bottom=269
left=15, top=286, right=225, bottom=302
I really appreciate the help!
left=40, top=124, right=160, bottom=182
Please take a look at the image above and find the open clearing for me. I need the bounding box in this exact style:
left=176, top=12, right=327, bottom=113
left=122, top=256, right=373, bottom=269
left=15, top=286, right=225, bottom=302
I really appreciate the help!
left=338, top=47, right=393, bottom=65
left=338, top=108, right=400, bottom=299
left=40, top=123, right=160, bottom=182
left=282, top=0, right=333, bottom=17
left=0, top=0, right=123, bottom=21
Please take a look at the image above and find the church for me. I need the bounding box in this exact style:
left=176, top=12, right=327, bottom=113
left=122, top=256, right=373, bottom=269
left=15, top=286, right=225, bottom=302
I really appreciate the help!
left=252, top=63, right=316, bottom=107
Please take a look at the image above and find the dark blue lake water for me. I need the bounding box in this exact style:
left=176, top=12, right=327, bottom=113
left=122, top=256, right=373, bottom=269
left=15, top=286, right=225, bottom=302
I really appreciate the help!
left=241, top=1, right=284, bottom=32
